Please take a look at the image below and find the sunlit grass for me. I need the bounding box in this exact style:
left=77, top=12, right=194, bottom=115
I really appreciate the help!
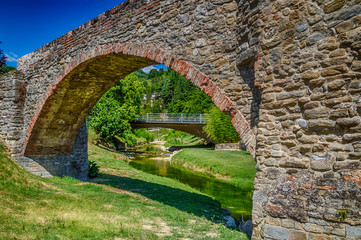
left=172, top=148, right=256, bottom=191
left=0, top=144, right=247, bottom=239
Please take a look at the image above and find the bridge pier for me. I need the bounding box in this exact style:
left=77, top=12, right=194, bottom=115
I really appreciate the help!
left=16, top=121, right=89, bottom=181
left=0, top=71, right=88, bottom=180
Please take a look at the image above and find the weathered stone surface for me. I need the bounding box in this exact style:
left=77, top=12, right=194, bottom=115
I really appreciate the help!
left=328, top=80, right=346, bottom=90
left=346, top=225, right=361, bottom=238
left=289, top=230, right=307, bottom=240
left=308, top=119, right=335, bottom=129
left=343, top=133, right=361, bottom=143
left=301, top=71, right=320, bottom=80
left=304, top=107, right=330, bottom=119
left=336, top=117, right=361, bottom=127
left=324, top=0, right=346, bottom=14
left=334, top=160, right=360, bottom=171
left=262, top=225, right=289, bottom=240
left=295, top=119, right=308, bottom=129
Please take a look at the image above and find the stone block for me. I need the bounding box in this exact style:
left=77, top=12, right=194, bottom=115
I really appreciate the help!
left=289, top=230, right=307, bottom=240
left=262, top=225, right=289, bottom=240
left=327, top=79, right=346, bottom=90
left=301, top=71, right=320, bottom=80
left=237, top=47, right=255, bottom=66
left=304, top=107, right=329, bottom=119
left=321, top=65, right=348, bottom=77
left=324, top=0, right=346, bottom=14
left=351, top=61, right=361, bottom=71
left=343, top=133, right=361, bottom=143
left=346, top=225, right=361, bottom=238
left=334, top=160, right=361, bottom=171
left=311, top=161, right=332, bottom=171
left=298, top=135, right=318, bottom=144
left=336, top=117, right=360, bottom=127
left=308, top=119, right=335, bottom=129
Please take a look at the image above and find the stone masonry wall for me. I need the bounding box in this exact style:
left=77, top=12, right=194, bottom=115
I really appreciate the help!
left=17, top=121, right=88, bottom=181
left=0, top=71, right=26, bottom=158
left=239, top=0, right=361, bottom=239
left=0, top=70, right=88, bottom=180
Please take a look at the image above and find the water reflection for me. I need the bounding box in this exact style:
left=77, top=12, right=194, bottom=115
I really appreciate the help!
left=126, top=145, right=253, bottom=221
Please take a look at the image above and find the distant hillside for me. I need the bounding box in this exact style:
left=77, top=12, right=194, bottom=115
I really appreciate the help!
left=136, top=68, right=213, bottom=114
left=134, top=69, right=148, bottom=81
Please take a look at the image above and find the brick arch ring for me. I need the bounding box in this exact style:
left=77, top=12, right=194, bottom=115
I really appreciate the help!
left=23, top=42, right=256, bottom=158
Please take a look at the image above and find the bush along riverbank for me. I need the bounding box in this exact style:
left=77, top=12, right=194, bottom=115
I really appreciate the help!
left=0, top=143, right=248, bottom=239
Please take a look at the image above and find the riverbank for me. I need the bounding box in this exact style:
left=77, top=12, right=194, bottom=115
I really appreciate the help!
left=171, top=148, right=256, bottom=191
left=0, top=144, right=247, bottom=239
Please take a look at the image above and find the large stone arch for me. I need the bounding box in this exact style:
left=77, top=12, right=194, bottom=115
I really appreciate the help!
left=22, top=42, right=255, bottom=158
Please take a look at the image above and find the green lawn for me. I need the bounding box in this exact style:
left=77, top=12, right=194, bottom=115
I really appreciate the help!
left=171, top=148, right=256, bottom=191
left=0, top=144, right=247, bottom=240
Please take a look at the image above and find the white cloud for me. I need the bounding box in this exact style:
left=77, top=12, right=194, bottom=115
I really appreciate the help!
left=5, top=52, right=18, bottom=62
left=141, top=65, right=156, bottom=73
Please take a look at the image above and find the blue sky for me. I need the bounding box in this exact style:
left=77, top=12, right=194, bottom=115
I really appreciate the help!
left=0, top=0, right=167, bottom=72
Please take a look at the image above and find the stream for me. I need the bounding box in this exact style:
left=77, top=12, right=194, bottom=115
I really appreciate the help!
left=124, top=143, right=253, bottom=222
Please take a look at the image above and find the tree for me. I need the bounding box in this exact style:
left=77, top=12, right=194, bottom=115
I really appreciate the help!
left=0, top=42, right=16, bottom=75
left=0, top=41, right=7, bottom=75
left=204, top=106, right=241, bottom=144
left=89, top=73, right=145, bottom=145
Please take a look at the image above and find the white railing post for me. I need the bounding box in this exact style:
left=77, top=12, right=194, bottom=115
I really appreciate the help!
left=163, top=113, right=166, bottom=122
left=200, top=114, right=202, bottom=123
left=181, top=114, right=183, bottom=123
left=146, top=113, right=149, bottom=122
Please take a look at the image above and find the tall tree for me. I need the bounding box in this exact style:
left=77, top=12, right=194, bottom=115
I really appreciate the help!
left=89, top=73, right=145, bottom=145
left=204, top=106, right=241, bottom=143
left=0, top=41, right=7, bottom=74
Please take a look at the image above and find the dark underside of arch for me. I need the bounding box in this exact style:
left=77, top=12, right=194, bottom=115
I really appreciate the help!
left=25, top=53, right=156, bottom=156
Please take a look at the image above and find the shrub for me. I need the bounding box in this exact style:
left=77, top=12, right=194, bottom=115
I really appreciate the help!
left=204, top=106, right=240, bottom=144
left=88, top=160, right=100, bottom=178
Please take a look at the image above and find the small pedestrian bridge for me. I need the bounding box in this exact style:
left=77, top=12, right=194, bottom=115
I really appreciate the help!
left=131, top=113, right=210, bottom=141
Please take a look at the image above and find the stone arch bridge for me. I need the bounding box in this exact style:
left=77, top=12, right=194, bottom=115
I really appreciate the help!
left=0, top=0, right=360, bottom=238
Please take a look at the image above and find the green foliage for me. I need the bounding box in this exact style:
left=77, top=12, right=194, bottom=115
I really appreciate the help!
left=133, top=129, right=155, bottom=143
left=1, top=65, right=16, bottom=74
left=204, top=106, right=240, bottom=144
left=87, top=160, right=100, bottom=178
left=89, top=73, right=144, bottom=145
left=163, top=130, right=202, bottom=147
left=140, top=69, right=213, bottom=114
left=0, top=41, right=6, bottom=72
left=0, top=41, right=16, bottom=75
left=336, top=209, right=348, bottom=221
left=165, top=130, right=188, bottom=145
left=133, top=69, right=148, bottom=80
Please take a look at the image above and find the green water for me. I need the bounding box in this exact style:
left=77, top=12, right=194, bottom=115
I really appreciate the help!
left=127, top=145, right=253, bottom=221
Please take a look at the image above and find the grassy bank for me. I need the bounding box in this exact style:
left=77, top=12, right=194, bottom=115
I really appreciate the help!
left=171, top=148, right=256, bottom=191
left=0, top=144, right=247, bottom=239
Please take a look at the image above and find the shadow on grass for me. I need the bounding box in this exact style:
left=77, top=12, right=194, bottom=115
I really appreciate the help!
left=96, top=173, right=225, bottom=223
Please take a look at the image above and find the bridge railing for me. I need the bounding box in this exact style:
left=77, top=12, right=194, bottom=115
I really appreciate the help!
left=133, top=113, right=208, bottom=124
